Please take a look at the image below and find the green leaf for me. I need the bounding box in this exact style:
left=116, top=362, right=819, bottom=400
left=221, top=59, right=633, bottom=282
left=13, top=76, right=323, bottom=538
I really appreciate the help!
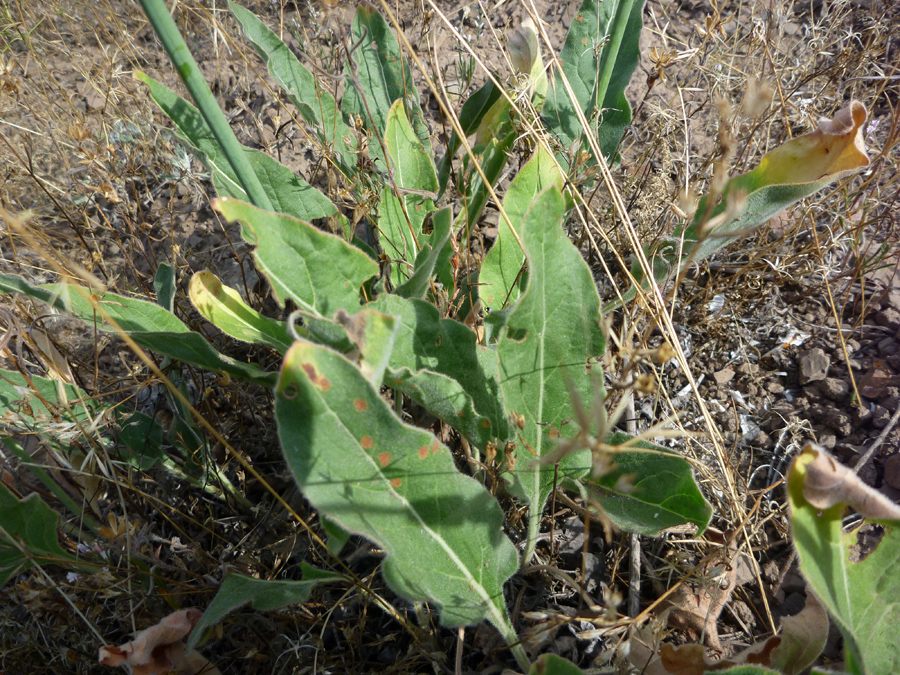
left=378, top=100, right=438, bottom=289
left=372, top=294, right=510, bottom=449
left=0, top=368, right=96, bottom=427
left=154, top=262, right=176, bottom=312
left=788, top=445, right=900, bottom=675
left=541, top=0, right=645, bottom=164
left=188, top=563, right=343, bottom=649
left=529, top=653, right=585, bottom=675
left=135, top=72, right=341, bottom=225
left=456, top=131, right=515, bottom=236
left=0, top=483, right=74, bottom=588
left=592, top=432, right=710, bottom=536
left=228, top=0, right=357, bottom=175
left=480, top=145, right=565, bottom=312
left=436, top=79, right=503, bottom=196
left=0, top=274, right=275, bottom=386
left=496, top=187, right=606, bottom=563
left=189, top=270, right=293, bottom=353
left=213, top=198, right=378, bottom=317
left=342, top=4, right=430, bottom=167
left=275, top=340, right=520, bottom=635
left=710, top=668, right=784, bottom=675
left=394, top=206, right=453, bottom=299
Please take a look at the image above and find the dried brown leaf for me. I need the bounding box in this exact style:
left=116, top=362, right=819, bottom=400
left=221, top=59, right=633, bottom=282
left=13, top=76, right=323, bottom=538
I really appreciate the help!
left=99, top=608, right=220, bottom=675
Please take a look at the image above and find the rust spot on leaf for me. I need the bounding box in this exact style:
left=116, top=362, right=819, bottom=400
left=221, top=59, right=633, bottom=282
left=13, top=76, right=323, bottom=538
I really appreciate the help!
left=575, top=13, right=583, bottom=21
left=353, top=398, right=367, bottom=412
left=390, top=477, right=402, bottom=488
left=431, top=440, right=440, bottom=455
left=301, top=363, right=331, bottom=391
left=361, top=436, right=374, bottom=449
left=481, top=419, right=492, bottom=428
left=456, top=410, right=465, bottom=417
left=378, top=452, right=391, bottom=467
left=549, top=428, right=558, bottom=439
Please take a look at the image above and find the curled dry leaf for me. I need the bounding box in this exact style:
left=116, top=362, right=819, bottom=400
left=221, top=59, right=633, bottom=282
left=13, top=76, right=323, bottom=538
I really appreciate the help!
left=800, top=443, right=900, bottom=520
left=99, top=608, right=221, bottom=675
left=750, top=101, right=869, bottom=187
left=663, top=543, right=742, bottom=652
left=634, top=591, right=828, bottom=675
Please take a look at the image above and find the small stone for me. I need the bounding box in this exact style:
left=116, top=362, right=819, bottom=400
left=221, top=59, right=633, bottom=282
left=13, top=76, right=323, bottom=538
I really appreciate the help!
left=736, top=363, right=759, bottom=376
left=818, top=377, right=850, bottom=401
left=872, top=405, right=890, bottom=428
left=875, top=307, right=900, bottom=331
left=858, top=363, right=892, bottom=399
left=852, top=406, right=873, bottom=427
left=714, top=367, right=735, bottom=386
left=812, top=405, right=853, bottom=436
left=766, top=381, right=785, bottom=394
left=878, top=337, right=899, bottom=357
left=799, top=348, right=830, bottom=384
left=879, top=289, right=900, bottom=311
left=816, top=432, right=837, bottom=450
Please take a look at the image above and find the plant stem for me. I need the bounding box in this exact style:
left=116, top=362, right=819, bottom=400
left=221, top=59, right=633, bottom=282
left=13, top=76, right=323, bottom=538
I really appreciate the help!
left=138, top=0, right=274, bottom=212
left=594, top=0, right=637, bottom=111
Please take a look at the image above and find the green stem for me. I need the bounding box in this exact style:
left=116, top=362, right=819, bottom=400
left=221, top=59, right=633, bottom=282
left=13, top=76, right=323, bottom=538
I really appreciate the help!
left=138, top=0, right=273, bottom=212
left=522, top=505, right=540, bottom=570
left=594, top=0, right=637, bottom=112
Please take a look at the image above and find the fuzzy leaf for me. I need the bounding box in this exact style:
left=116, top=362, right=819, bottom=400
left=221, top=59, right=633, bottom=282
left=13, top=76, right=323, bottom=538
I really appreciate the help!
left=189, top=270, right=293, bottom=353
left=342, top=4, right=430, bottom=166
left=0, top=274, right=275, bottom=386
left=188, top=563, right=342, bottom=649
left=541, top=0, right=645, bottom=164
left=378, top=100, right=438, bottom=289
left=593, top=433, right=711, bottom=536
left=135, top=72, right=341, bottom=226
left=212, top=198, right=378, bottom=317
left=788, top=443, right=900, bottom=675
left=480, top=145, right=565, bottom=312
left=228, top=0, right=357, bottom=174
left=497, top=187, right=605, bottom=561
left=394, top=206, right=453, bottom=299
left=154, top=263, right=176, bottom=312
left=0, top=483, right=74, bottom=588
left=457, top=132, right=515, bottom=236
left=371, top=294, right=510, bottom=449
left=529, top=653, right=586, bottom=674
left=274, top=340, right=519, bottom=633
left=436, top=80, right=503, bottom=196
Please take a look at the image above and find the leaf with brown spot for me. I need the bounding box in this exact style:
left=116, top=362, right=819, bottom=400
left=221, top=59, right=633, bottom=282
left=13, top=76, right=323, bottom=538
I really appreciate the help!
left=276, top=340, right=520, bottom=638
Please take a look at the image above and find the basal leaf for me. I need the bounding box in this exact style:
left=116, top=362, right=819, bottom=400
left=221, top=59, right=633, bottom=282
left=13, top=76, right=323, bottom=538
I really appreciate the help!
left=213, top=198, right=378, bottom=317
left=342, top=4, right=430, bottom=167
left=188, top=563, right=343, bottom=649
left=371, top=294, right=510, bottom=449
left=541, top=0, right=645, bottom=164
left=480, top=145, right=565, bottom=312
left=436, top=80, right=503, bottom=196
left=529, top=653, right=585, bottom=675
left=135, top=72, right=342, bottom=225
left=228, top=0, right=357, bottom=174
left=275, top=340, right=519, bottom=633
left=394, top=206, right=453, bottom=299
left=378, top=100, right=438, bottom=289
left=456, top=131, right=515, bottom=236
left=0, top=483, right=74, bottom=588
left=154, top=262, right=176, bottom=312
left=592, top=432, right=711, bottom=536
left=0, top=274, right=275, bottom=386
left=497, top=187, right=606, bottom=563
left=788, top=444, right=900, bottom=675
left=189, top=270, right=293, bottom=353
